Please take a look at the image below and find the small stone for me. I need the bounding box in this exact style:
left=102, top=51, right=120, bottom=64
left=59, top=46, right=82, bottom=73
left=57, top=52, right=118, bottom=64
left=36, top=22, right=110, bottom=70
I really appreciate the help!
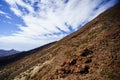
left=84, top=58, right=92, bottom=63
left=69, top=58, right=77, bottom=65
left=80, top=48, right=93, bottom=56
left=80, top=64, right=89, bottom=74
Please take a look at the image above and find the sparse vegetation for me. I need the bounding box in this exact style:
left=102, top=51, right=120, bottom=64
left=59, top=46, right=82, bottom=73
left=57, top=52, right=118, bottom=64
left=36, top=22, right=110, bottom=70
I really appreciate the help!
left=106, top=73, right=113, bottom=78
left=71, top=43, right=79, bottom=47
left=98, top=68, right=104, bottom=76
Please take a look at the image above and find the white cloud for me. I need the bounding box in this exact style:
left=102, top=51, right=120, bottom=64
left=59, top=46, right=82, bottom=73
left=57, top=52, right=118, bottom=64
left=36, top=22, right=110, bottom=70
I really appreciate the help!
left=0, top=0, right=118, bottom=50
left=0, top=10, right=12, bottom=20
left=10, top=7, right=22, bottom=17
left=5, top=15, right=12, bottom=19
left=7, top=21, right=12, bottom=24
left=0, top=10, right=7, bottom=15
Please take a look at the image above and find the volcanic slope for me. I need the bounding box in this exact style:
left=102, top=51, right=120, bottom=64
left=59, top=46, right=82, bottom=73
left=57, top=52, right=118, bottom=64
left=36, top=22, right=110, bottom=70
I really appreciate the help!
left=0, top=3, right=120, bottom=80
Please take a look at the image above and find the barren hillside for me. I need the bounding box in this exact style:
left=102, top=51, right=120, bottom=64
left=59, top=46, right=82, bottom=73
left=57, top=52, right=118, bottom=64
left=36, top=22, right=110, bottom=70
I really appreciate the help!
left=0, top=3, right=120, bottom=80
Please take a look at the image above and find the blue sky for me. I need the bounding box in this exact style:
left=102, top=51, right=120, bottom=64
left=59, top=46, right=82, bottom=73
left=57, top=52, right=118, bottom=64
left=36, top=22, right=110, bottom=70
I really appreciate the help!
left=0, top=0, right=119, bottom=51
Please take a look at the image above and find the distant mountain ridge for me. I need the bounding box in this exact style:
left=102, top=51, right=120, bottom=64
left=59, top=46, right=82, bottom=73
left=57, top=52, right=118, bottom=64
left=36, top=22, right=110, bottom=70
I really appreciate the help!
left=0, top=41, right=56, bottom=66
left=0, top=49, right=19, bottom=57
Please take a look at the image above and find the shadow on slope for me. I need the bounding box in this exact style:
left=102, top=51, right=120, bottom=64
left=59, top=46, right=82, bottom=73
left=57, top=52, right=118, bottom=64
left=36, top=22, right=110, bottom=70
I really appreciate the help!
left=0, top=41, right=57, bottom=66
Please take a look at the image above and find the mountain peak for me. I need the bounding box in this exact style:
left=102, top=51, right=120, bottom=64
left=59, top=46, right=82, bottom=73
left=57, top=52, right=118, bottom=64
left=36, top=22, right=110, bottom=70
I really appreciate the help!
left=0, top=49, right=19, bottom=57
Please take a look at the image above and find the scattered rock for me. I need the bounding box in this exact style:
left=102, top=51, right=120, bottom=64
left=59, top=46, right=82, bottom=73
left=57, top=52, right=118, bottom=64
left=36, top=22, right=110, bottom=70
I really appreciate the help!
left=60, top=62, right=66, bottom=66
left=80, top=48, right=93, bottom=56
left=79, top=65, right=89, bottom=74
left=84, top=58, right=92, bottom=63
left=61, top=68, right=71, bottom=74
left=54, top=49, right=93, bottom=78
left=69, top=58, right=77, bottom=65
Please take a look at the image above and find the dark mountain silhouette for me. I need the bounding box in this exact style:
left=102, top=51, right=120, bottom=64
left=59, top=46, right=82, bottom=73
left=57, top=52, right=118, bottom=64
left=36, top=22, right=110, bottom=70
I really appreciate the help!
left=0, top=42, right=56, bottom=66
left=0, top=3, right=120, bottom=80
left=0, top=49, right=19, bottom=57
